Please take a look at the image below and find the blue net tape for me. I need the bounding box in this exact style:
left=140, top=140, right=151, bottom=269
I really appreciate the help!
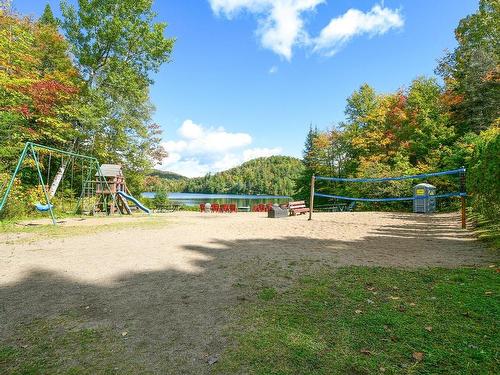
left=314, top=192, right=466, bottom=202
left=316, top=168, right=465, bottom=183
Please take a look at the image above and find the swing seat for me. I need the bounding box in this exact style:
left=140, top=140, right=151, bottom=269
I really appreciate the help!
left=35, top=202, right=53, bottom=212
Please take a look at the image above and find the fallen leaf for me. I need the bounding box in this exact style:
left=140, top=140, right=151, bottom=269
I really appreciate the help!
left=389, top=296, right=400, bottom=300
left=485, top=291, right=492, bottom=295
left=121, top=331, right=128, bottom=337
left=367, top=299, right=374, bottom=304
left=367, top=286, right=376, bottom=291
left=425, top=326, right=433, bottom=332
left=412, top=352, right=424, bottom=362
left=360, top=349, right=372, bottom=355
left=409, top=302, right=416, bottom=307
left=379, top=367, right=386, bottom=373
left=207, top=354, right=219, bottom=365
left=355, top=309, right=362, bottom=314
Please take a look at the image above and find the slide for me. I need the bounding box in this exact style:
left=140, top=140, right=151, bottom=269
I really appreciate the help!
left=117, top=191, right=150, bottom=214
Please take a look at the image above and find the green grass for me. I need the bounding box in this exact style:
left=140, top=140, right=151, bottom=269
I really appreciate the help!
left=0, top=215, right=170, bottom=241
left=216, top=267, right=499, bottom=375
left=0, top=316, right=146, bottom=374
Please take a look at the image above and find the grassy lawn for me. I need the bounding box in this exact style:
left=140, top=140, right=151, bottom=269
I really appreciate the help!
left=216, top=267, right=499, bottom=375
left=1, top=265, right=497, bottom=374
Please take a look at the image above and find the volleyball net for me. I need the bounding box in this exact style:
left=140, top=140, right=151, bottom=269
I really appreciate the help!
left=309, top=167, right=467, bottom=227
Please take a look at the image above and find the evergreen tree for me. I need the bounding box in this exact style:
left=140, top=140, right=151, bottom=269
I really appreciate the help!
left=39, top=4, right=58, bottom=27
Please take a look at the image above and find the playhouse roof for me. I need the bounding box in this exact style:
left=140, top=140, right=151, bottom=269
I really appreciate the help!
left=97, top=164, right=123, bottom=177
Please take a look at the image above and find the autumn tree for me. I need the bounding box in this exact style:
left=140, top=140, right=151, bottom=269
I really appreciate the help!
left=437, top=0, right=499, bottom=134
left=0, top=10, right=80, bottom=168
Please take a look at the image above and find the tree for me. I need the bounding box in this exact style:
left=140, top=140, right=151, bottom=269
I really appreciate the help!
left=0, top=11, right=80, bottom=166
left=39, top=4, right=58, bottom=27
left=60, top=0, right=175, bottom=190
left=437, top=0, right=499, bottom=134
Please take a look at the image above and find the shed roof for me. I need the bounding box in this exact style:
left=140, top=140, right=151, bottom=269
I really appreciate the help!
left=414, top=183, right=435, bottom=189
left=96, top=164, right=123, bottom=177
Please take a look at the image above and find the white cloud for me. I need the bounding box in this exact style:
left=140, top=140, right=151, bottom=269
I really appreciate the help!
left=268, top=65, right=278, bottom=74
left=210, top=0, right=324, bottom=60
left=159, top=120, right=283, bottom=177
left=313, top=4, right=403, bottom=56
left=208, top=1, right=403, bottom=59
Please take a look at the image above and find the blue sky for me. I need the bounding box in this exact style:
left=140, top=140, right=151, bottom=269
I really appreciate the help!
left=14, top=0, right=478, bottom=176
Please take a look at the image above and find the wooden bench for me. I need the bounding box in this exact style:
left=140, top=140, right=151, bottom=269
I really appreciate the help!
left=288, top=200, right=310, bottom=216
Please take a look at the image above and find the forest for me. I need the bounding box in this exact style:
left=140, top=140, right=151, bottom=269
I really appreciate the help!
left=146, top=156, right=303, bottom=197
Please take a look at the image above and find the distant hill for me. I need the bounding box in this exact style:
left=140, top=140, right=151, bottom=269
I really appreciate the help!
left=150, top=170, right=188, bottom=180
left=158, top=156, right=304, bottom=196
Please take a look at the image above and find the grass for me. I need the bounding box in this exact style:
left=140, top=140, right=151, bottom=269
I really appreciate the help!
left=0, top=214, right=171, bottom=241
left=0, top=315, right=146, bottom=374
left=216, top=267, right=499, bottom=375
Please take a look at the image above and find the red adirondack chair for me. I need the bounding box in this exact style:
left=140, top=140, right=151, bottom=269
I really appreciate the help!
left=211, top=203, right=220, bottom=213
left=222, top=204, right=230, bottom=213
left=229, top=203, right=237, bottom=213
left=199, top=203, right=206, bottom=212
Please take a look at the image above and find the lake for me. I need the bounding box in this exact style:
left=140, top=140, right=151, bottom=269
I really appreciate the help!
left=140, top=192, right=291, bottom=207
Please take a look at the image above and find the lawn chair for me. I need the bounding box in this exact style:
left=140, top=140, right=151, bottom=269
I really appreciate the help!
left=222, top=203, right=230, bottom=213
left=229, top=203, right=237, bottom=213
left=199, top=203, right=206, bottom=213
left=212, top=203, right=220, bottom=213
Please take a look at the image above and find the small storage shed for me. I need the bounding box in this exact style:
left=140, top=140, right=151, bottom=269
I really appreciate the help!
left=413, top=183, right=436, bottom=213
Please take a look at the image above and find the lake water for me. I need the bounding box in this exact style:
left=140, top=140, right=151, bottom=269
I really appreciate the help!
left=141, top=192, right=291, bottom=207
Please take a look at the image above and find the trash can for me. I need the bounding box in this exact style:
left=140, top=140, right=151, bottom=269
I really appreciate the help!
left=413, top=183, right=436, bottom=213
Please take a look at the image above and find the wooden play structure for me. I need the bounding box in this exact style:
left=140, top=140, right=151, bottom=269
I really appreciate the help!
left=95, top=164, right=150, bottom=215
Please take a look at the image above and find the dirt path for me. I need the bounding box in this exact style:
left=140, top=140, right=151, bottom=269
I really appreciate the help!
left=0, top=212, right=494, bottom=373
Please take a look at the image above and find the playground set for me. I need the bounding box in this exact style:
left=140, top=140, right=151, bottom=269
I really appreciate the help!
left=0, top=142, right=149, bottom=225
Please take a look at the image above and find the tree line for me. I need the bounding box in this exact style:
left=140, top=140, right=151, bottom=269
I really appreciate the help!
left=297, top=0, right=498, bottom=224
left=145, top=156, right=304, bottom=197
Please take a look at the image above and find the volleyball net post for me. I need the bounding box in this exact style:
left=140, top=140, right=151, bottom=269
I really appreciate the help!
left=309, top=175, right=315, bottom=221
left=460, top=167, right=466, bottom=229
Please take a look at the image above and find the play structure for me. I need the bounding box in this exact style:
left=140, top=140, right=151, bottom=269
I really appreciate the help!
left=96, top=164, right=150, bottom=215
left=309, top=168, right=467, bottom=228
left=0, top=142, right=149, bottom=225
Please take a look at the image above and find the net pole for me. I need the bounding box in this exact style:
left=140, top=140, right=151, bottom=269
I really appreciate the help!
left=460, top=167, right=466, bottom=229
left=308, top=175, right=315, bottom=221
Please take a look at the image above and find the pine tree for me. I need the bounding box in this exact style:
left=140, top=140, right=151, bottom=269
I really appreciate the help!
left=39, top=4, right=58, bottom=27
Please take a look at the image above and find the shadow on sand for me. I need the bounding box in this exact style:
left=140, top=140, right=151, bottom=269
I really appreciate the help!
left=0, top=214, right=493, bottom=374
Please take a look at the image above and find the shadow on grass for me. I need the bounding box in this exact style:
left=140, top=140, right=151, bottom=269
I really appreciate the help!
left=0, top=214, right=495, bottom=374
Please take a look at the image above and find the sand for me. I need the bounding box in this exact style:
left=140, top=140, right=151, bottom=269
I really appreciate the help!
left=0, top=211, right=494, bottom=373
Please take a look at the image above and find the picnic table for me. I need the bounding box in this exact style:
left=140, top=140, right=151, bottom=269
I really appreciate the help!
left=238, top=206, right=251, bottom=212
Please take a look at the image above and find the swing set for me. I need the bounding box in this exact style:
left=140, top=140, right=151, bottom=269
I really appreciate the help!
left=0, top=142, right=118, bottom=225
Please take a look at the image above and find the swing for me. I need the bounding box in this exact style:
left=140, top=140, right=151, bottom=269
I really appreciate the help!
left=35, top=202, right=53, bottom=212
left=35, top=151, right=53, bottom=212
